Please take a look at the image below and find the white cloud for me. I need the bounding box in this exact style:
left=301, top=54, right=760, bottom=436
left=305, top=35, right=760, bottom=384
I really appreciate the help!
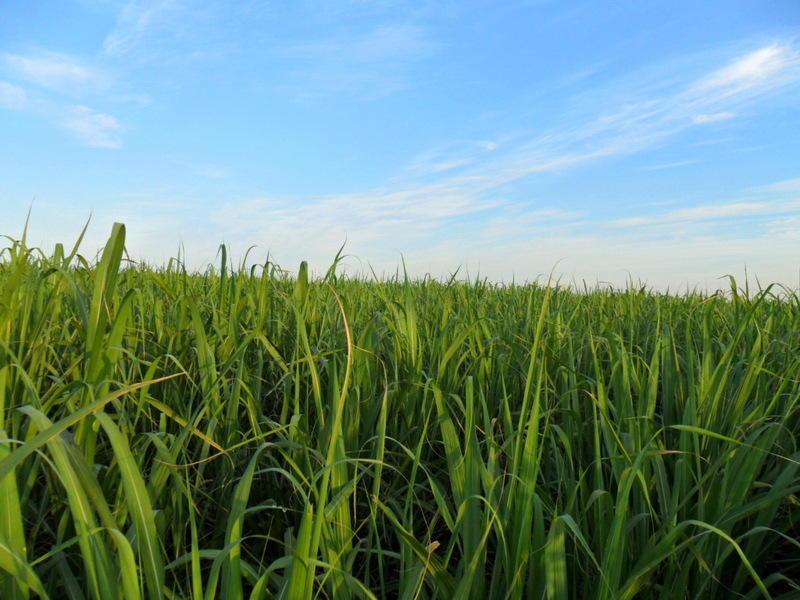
left=113, top=93, right=152, bottom=105
left=63, top=106, right=123, bottom=148
left=195, top=165, right=229, bottom=178
left=608, top=217, right=652, bottom=228
left=767, top=216, right=800, bottom=240
left=103, top=0, right=184, bottom=56
left=197, top=176, right=507, bottom=272
left=609, top=196, right=800, bottom=229
left=0, top=81, right=30, bottom=110
left=429, top=159, right=474, bottom=172
left=667, top=201, right=786, bottom=221
left=275, top=23, right=440, bottom=98
left=691, top=112, right=735, bottom=124
left=406, top=138, right=509, bottom=177
left=700, top=44, right=791, bottom=91
left=754, top=177, right=800, bottom=194
left=643, top=160, right=704, bottom=171
left=3, top=52, right=106, bottom=94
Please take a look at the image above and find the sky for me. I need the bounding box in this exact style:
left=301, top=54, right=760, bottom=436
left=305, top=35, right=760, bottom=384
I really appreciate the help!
left=1, top=0, right=799, bottom=291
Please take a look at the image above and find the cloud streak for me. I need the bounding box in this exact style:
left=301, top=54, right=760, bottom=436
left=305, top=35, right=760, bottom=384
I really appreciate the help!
left=692, top=112, right=734, bottom=124
left=2, top=52, right=106, bottom=95
left=273, top=23, right=441, bottom=98
left=0, top=81, right=31, bottom=110
left=63, top=105, right=123, bottom=148
left=609, top=195, right=800, bottom=229
left=103, top=0, right=185, bottom=57
left=699, top=44, right=794, bottom=92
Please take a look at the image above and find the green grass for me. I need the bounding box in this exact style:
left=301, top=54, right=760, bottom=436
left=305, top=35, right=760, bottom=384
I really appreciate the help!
left=0, top=222, right=799, bottom=599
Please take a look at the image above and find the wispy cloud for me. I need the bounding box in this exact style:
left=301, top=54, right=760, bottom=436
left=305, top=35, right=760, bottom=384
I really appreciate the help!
left=103, top=0, right=185, bottom=57
left=63, top=105, right=123, bottom=148
left=643, top=159, right=704, bottom=171
left=767, top=216, right=800, bottom=240
left=0, top=81, right=31, bottom=110
left=610, top=196, right=800, bottom=229
left=405, top=139, right=501, bottom=176
left=162, top=155, right=231, bottom=178
left=755, top=177, right=800, bottom=193
left=2, top=52, right=107, bottom=95
left=698, top=44, right=794, bottom=92
left=665, top=200, right=799, bottom=222
left=274, top=24, right=440, bottom=98
left=210, top=176, right=504, bottom=252
left=692, top=112, right=735, bottom=124
left=194, top=164, right=229, bottom=178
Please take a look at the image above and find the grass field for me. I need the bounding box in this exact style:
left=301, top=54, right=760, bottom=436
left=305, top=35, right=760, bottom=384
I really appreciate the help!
left=1, top=222, right=799, bottom=599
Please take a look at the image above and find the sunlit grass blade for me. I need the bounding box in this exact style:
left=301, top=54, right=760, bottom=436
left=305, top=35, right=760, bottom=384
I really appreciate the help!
left=544, top=517, right=567, bottom=600
left=278, top=502, right=316, bottom=600
left=84, top=222, right=126, bottom=385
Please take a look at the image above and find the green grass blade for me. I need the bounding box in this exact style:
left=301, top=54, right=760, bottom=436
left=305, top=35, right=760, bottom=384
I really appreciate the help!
left=0, top=540, right=48, bottom=600
left=94, top=413, right=165, bottom=600
left=0, top=430, right=32, bottom=600
left=220, top=443, right=270, bottom=600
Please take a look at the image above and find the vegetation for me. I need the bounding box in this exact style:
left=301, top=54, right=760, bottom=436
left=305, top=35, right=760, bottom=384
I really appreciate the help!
left=1, top=222, right=799, bottom=599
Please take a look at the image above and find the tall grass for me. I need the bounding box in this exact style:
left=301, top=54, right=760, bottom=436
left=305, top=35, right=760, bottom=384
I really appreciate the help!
left=0, top=223, right=798, bottom=599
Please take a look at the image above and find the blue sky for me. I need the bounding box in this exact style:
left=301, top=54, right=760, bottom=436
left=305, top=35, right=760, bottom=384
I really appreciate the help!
left=2, top=0, right=799, bottom=290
